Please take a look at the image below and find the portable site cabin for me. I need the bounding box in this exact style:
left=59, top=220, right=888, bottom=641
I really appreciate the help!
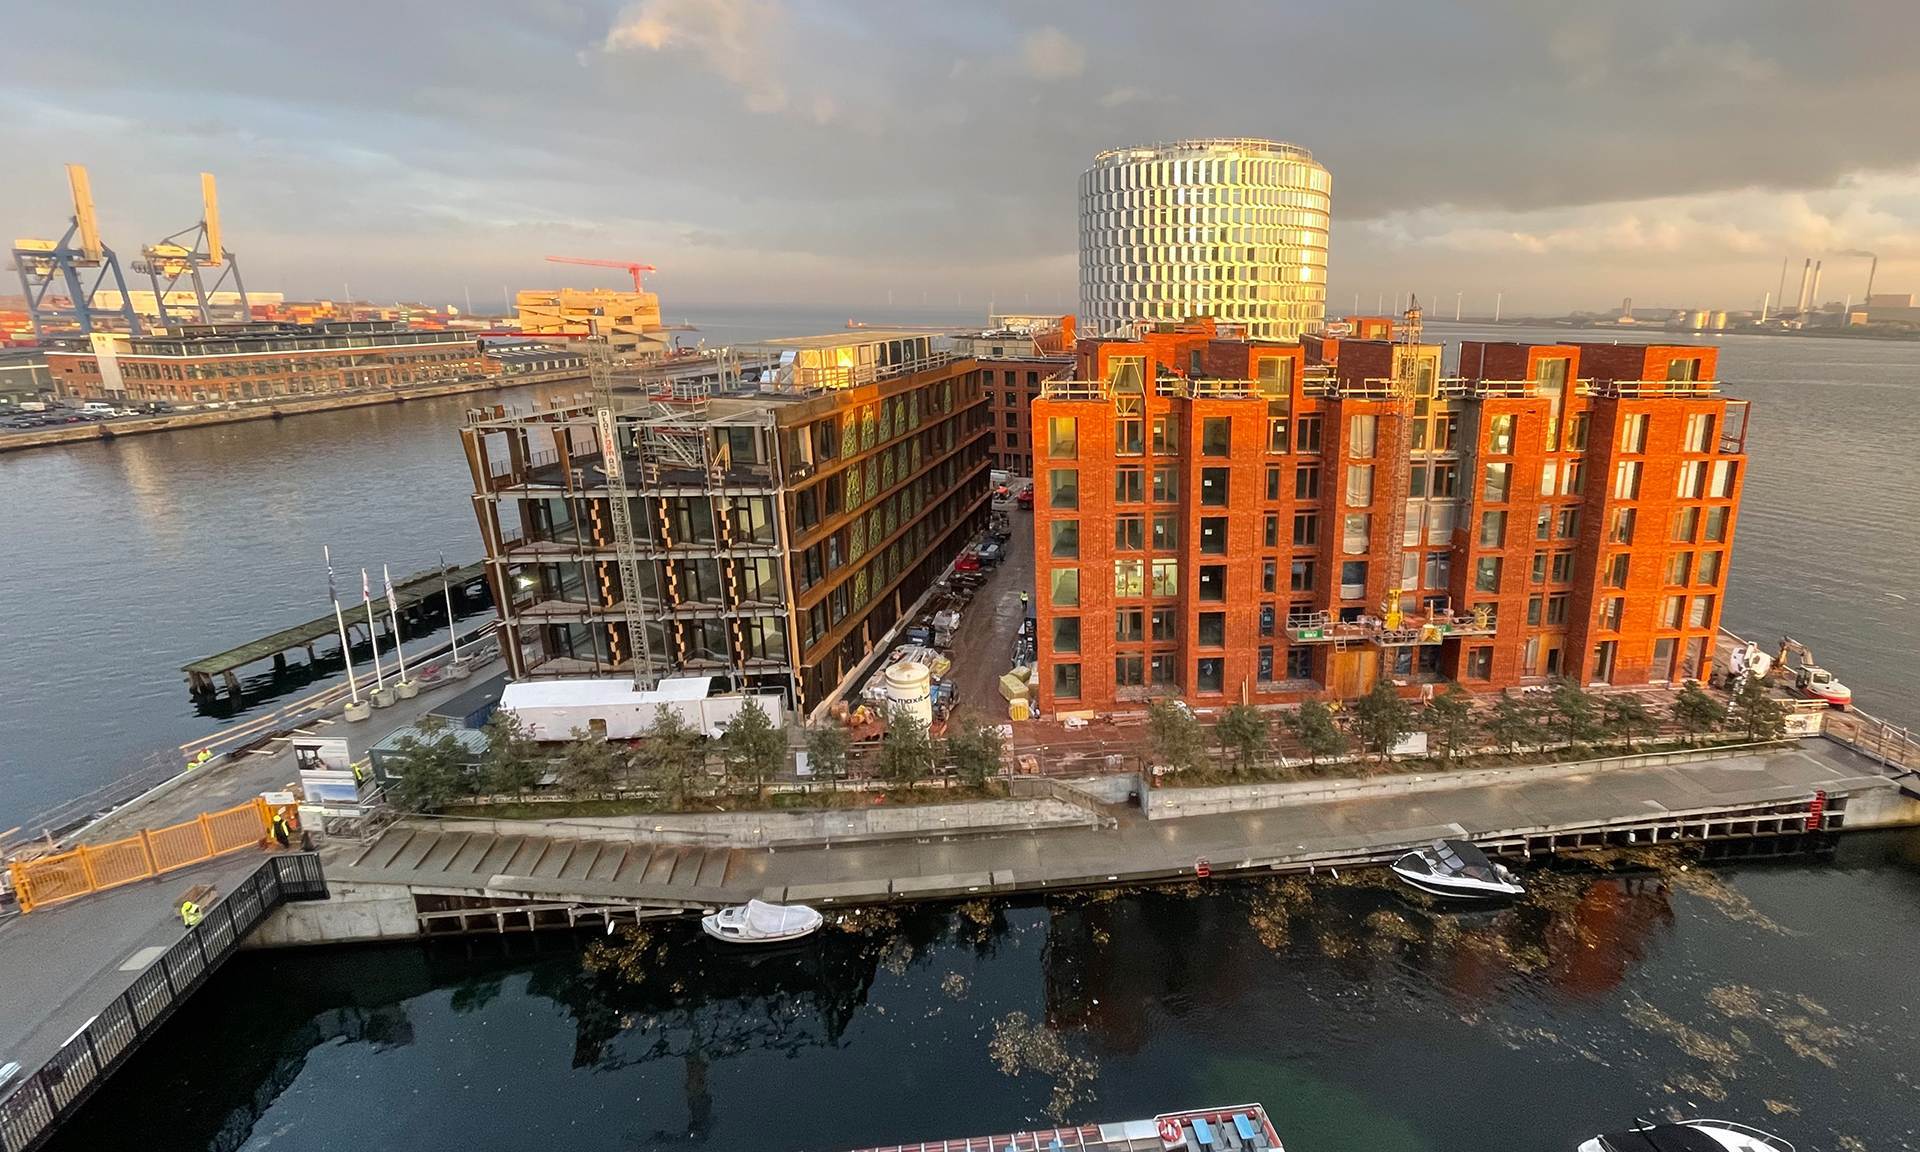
left=498, top=676, right=785, bottom=742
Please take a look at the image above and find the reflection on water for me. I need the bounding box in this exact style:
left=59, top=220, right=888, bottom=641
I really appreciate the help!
left=48, top=833, right=1920, bottom=1152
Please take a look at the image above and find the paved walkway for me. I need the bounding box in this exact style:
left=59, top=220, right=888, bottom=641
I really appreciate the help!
left=0, top=854, right=261, bottom=1075
left=327, top=740, right=1891, bottom=907
left=0, top=660, right=504, bottom=1082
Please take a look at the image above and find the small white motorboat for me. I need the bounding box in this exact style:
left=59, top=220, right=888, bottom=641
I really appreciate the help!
left=1390, top=838, right=1525, bottom=899
left=700, top=899, right=823, bottom=945
left=1578, top=1118, right=1794, bottom=1152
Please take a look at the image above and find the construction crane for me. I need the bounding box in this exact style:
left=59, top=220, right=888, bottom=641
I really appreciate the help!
left=9, top=164, right=142, bottom=339
left=132, top=172, right=250, bottom=327
left=546, top=255, right=657, bottom=293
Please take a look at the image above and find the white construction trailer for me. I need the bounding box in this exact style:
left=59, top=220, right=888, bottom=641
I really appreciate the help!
left=499, top=676, right=785, bottom=742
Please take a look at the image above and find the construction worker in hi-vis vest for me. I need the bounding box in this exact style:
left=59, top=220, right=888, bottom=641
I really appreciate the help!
left=180, top=900, right=203, bottom=927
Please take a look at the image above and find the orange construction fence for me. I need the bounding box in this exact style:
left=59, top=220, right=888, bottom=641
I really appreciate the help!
left=7, top=798, right=273, bottom=913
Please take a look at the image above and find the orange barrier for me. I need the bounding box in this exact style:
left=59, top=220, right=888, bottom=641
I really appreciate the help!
left=7, top=798, right=272, bottom=913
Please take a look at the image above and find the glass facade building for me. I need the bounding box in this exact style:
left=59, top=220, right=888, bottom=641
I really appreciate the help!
left=1079, top=138, right=1332, bottom=341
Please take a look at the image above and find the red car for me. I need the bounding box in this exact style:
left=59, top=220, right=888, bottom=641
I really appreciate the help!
left=1015, top=488, right=1034, bottom=510
left=955, top=551, right=982, bottom=574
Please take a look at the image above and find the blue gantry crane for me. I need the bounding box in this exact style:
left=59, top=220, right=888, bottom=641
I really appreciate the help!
left=133, top=172, right=251, bottom=326
left=9, top=164, right=143, bottom=339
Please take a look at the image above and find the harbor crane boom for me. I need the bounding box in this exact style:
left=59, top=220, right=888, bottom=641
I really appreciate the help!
left=545, top=255, right=657, bottom=293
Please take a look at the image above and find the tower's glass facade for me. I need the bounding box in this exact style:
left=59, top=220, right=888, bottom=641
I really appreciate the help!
left=1079, top=138, right=1331, bottom=341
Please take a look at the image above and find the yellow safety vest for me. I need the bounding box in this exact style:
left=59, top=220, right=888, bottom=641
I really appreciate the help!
left=180, top=901, right=203, bottom=927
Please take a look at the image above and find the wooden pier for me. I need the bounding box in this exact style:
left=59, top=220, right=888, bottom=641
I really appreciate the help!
left=181, top=561, right=489, bottom=698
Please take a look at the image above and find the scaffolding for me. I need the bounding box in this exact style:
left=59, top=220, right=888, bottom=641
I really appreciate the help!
left=588, top=334, right=659, bottom=688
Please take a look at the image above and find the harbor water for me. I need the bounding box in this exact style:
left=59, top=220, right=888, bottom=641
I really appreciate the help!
left=43, top=831, right=1920, bottom=1152
left=2, top=315, right=1916, bottom=828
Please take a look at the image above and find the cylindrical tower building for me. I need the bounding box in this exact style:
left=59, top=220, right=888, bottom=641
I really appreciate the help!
left=1078, top=138, right=1331, bottom=341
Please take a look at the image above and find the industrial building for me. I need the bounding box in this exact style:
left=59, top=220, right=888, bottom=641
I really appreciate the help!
left=1079, top=139, right=1331, bottom=341
left=514, top=287, right=668, bottom=358
left=947, top=315, right=1075, bottom=475
left=459, top=331, right=991, bottom=712
left=1027, top=314, right=1748, bottom=713
left=45, top=321, right=487, bottom=404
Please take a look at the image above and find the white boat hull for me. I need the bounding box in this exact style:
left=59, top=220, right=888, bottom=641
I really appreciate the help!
left=700, top=918, right=820, bottom=944
left=1390, top=866, right=1523, bottom=899
left=699, top=899, right=824, bottom=944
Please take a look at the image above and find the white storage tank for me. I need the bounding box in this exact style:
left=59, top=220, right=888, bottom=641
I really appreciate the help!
left=884, top=661, right=934, bottom=728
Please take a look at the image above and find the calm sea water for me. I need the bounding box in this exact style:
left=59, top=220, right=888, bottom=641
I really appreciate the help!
left=44, top=832, right=1920, bottom=1152
left=1, top=315, right=1915, bottom=826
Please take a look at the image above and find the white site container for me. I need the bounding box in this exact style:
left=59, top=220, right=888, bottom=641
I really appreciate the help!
left=500, top=676, right=784, bottom=741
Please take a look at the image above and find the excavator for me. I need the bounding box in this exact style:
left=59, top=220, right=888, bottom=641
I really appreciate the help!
left=1776, top=636, right=1853, bottom=710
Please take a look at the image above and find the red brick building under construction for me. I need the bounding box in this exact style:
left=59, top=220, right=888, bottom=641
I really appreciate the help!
left=1028, top=315, right=1748, bottom=714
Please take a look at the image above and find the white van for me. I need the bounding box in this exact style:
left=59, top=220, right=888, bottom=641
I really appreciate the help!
left=80, top=401, right=116, bottom=416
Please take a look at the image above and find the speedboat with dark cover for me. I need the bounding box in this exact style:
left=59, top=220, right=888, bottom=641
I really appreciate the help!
left=1389, top=838, right=1525, bottom=899
left=1578, top=1119, right=1794, bottom=1152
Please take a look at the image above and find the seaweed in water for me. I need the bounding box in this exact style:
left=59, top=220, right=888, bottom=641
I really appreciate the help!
left=988, top=1010, right=1100, bottom=1121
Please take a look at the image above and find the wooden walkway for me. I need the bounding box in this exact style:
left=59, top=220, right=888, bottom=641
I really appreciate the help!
left=181, top=561, right=487, bottom=696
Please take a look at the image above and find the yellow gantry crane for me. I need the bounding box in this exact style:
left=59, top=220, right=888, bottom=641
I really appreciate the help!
left=9, top=164, right=143, bottom=338
left=133, top=172, right=251, bottom=326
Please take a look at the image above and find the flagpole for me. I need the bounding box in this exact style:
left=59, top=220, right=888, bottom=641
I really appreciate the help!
left=326, top=546, right=360, bottom=704
left=385, top=563, right=411, bottom=682
left=440, top=552, right=461, bottom=664
left=363, top=568, right=387, bottom=691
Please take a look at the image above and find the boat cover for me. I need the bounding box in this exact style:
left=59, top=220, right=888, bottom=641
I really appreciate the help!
left=1598, top=1126, right=1731, bottom=1152
left=742, top=899, right=817, bottom=935
left=1430, top=839, right=1499, bottom=881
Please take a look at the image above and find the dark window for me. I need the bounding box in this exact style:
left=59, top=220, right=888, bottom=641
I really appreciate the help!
left=1199, top=564, right=1226, bottom=602
left=1295, top=464, right=1320, bottom=500
left=1290, top=558, right=1315, bottom=592
left=1202, top=417, right=1231, bottom=456
left=1052, top=616, right=1081, bottom=653
left=1115, top=466, right=1145, bottom=503
left=1116, top=607, right=1144, bottom=641
left=1286, top=647, right=1312, bottom=679
left=1198, top=612, right=1226, bottom=646
left=1200, top=467, right=1229, bottom=507
left=1053, top=663, right=1082, bottom=699
left=1200, top=516, right=1229, bottom=555
left=1196, top=658, right=1224, bottom=693
left=1293, top=510, right=1318, bottom=547
left=1151, top=607, right=1177, bottom=641
left=1295, top=415, right=1322, bottom=453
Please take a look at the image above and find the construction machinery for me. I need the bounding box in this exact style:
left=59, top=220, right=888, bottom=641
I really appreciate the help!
left=10, top=164, right=142, bottom=339
left=1777, top=637, right=1853, bottom=709
left=132, top=172, right=250, bottom=326
left=546, top=255, right=657, bottom=293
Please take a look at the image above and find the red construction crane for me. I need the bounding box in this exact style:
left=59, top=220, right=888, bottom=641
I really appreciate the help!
left=544, top=255, right=657, bottom=292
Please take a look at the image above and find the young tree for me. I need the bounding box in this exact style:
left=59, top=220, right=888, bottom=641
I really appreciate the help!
left=636, top=705, right=707, bottom=808
left=1424, top=684, right=1476, bottom=764
left=559, top=728, right=623, bottom=800
left=719, top=698, right=787, bottom=800
left=1215, top=704, right=1270, bottom=773
left=1349, top=679, right=1416, bottom=765
left=1547, top=677, right=1602, bottom=749
left=388, top=715, right=475, bottom=813
left=1288, top=699, right=1348, bottom=767
left=1146, top=698, right=1206, bottom=774
left=944, top=718, right=1006, bottom=788
left=805, top=723, right=851, bottom=784
left=1672, top=681, right=1724, bottom=745
left=1602, top=695, right=1659, bottom=752
left=877, top=706, right=934, bottom=789
left=1482, top=694, right=1539, bottom=754
left=479, top=711, right=544, bottom=799
left=1728, top=676, right=1788, bottom=742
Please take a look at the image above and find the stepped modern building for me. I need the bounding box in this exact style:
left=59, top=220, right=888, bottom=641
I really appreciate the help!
left=460, top=331, right=992, bottom=713
left=1026, top=315, right=1748, bottom=712
left=1079, top=138, right=1331, bottom=341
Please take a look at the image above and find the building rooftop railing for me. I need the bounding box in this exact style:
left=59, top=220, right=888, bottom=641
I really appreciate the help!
left=761, top=349, right=958, bottom=393
left=1580, top=379, right=1722, bottom=398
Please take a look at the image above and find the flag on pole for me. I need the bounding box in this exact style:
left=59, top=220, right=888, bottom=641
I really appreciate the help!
left=325, top=545, right=338, bottom=604
left=362, top=568, right=371, bottom=603
left=383, top=563, right=399, bottom=617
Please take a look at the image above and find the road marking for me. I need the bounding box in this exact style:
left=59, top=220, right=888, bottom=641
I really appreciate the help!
left=119, top=946, right=167, bottom=972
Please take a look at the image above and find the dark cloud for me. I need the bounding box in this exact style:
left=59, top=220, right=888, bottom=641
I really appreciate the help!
left=3, top=0, right=1916, bottom=311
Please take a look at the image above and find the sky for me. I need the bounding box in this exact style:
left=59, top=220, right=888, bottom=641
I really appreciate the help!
left=5, top=0, right=1919, bottom=316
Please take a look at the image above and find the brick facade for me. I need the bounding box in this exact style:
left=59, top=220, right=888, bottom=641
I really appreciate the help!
left=1031, top=321, right=1748, bottom=714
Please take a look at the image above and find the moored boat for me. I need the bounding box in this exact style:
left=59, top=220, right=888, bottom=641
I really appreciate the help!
left=1390, top=838, right=1525, bottom=899
left=700, top=899, right=823, bottom=944
left=1578, top=1118, right=1794, bottom=1152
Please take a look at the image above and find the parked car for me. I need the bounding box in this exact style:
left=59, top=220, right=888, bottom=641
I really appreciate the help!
left=1015, top=488, right=1034, bottom=510
left=975, top=541, right=1004, bottom=567
left=954, top=552, right=982, bottom=574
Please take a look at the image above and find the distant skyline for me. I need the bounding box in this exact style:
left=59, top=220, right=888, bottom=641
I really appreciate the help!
left=5, top=1, right=1918, bottom=314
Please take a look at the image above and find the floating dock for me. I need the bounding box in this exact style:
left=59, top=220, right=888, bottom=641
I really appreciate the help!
left=180, top=561, right=488, bottom=698
left=850, top=1104, right=1285, bottom=1152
